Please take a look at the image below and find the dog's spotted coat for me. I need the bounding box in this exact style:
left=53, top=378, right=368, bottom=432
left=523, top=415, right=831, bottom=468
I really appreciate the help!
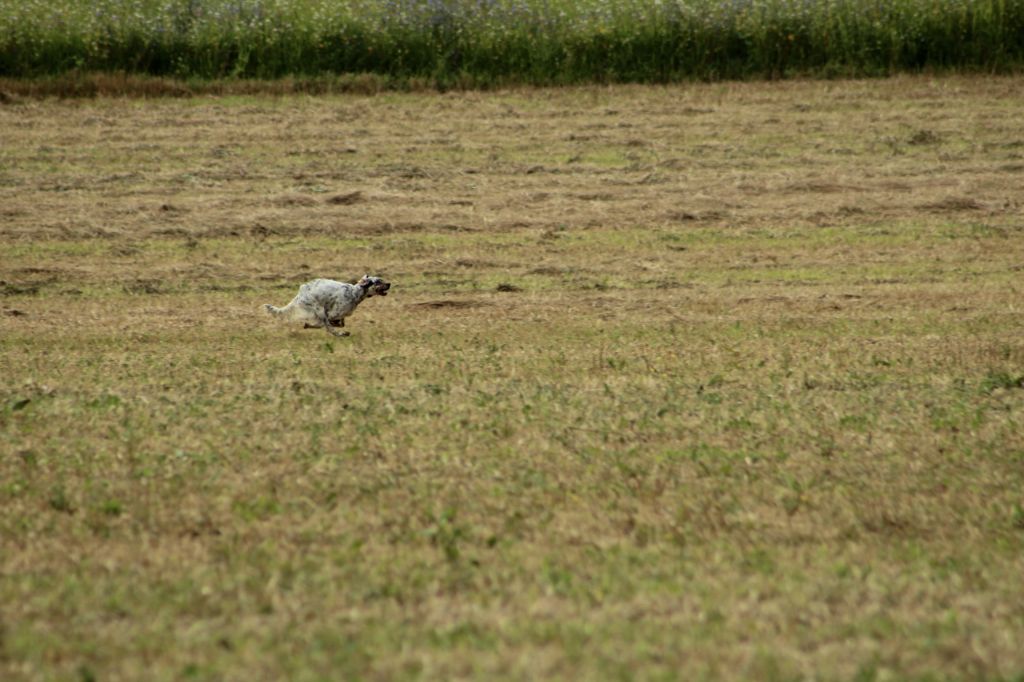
left=264, top=275, right=390, bottom=337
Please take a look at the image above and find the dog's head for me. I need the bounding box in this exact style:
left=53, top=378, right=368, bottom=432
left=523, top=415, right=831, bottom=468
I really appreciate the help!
left=357, top=274, right=391, bottom=297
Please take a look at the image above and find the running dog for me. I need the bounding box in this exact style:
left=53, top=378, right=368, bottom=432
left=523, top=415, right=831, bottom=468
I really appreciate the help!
left=264, top=275, right=390, bottom=337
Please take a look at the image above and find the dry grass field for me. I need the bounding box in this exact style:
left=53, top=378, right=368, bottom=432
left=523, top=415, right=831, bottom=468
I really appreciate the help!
left=1, top=76, right=1023, bottom=681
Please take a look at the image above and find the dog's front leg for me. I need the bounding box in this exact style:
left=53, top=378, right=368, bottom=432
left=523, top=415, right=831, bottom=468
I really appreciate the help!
left=320, top=304, right=350, bottom=337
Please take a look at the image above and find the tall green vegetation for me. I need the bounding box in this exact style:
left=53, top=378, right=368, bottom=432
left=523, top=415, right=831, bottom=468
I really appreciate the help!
left=1, top=0, right=1022, bottom=84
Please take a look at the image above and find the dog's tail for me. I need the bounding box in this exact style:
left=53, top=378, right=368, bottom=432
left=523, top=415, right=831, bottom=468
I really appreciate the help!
left=263, top=303, right=289, bottom=318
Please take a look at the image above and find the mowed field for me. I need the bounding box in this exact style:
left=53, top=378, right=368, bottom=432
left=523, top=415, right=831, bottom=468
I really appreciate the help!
left=1, top=76, right=1024, bottom=680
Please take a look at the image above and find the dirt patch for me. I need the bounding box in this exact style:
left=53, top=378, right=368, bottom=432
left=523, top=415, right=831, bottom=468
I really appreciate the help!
left=122, top=279, right=165, bottom=295
left=783, top=182, right=860, bottom=194
left=410, top=300, right=489, bottom=309
left=918, top=196, right=986, bottom=212
left=665, top=210, right=725, bottom=223
left=325, top=191, right=364, bottom=205
left=273, top=194, right=319, bottom=207
left=907, top=129, right=942, bottom=145
left=1, top=281, right=43, bottom=296
left=453, top=259, right=500, bottom=268
left=527, top=266, right=575, bottom=276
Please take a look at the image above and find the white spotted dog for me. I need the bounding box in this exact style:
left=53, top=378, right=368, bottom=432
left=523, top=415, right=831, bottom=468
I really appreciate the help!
left=264, top=275, right=390, bottom=337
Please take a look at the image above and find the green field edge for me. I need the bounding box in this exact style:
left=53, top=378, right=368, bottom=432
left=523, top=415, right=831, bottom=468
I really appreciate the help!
left=2, top=64, right=1023, bottom=100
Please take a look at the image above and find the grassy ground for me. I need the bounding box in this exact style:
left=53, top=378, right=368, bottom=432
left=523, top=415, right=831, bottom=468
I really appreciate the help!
left=1, top=76, right=1023, bottom=681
